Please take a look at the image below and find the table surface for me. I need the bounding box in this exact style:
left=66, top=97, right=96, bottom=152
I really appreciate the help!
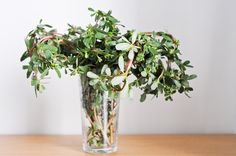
left=0, top=135, right=236, bottom=156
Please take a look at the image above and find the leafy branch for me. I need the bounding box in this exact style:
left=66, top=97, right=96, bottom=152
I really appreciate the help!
left=21, top=8, right=196, bottom=101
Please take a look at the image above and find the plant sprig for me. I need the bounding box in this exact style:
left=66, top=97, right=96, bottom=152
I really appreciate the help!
left=21, top=8, right=196, bottom=101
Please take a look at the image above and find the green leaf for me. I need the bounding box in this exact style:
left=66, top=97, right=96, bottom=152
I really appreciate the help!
left=151, top=82, right=157, bottom=90
left=147, top=77, right=152, bottom=85
left=44, top=50, right=52, bottom=59
left=120, top=82, right=129, bottom=97
left=89, top=79, right=99, bottom=86
left=118, top=55, right=124, bottom=72
left=41, top=44, right=58, bottom=53
left=25, top=38, right=34, bottom=49
left=95, top=32, right=105, bottom=39
left=105, top=68, right=111, bottom=76
left=31, top=79, right=38, bottom=86
left=111, top=76, right=125, bottom=86
left=54, top=66, right=61, bottom=78
left=132, top=31, right=138, bottom=44
left=78, top=66, right=89, bottom=74
left=22, top=65, right=28, bottom=70
left=128, top=50, right=134, bottom=59
left=26, top=70, right=32, bottom=78
left=40, top=68, right=49, bottom=79
left=174, top=80, right=181, bottom=88
left=149, top=47, right=157, bottom=55
left=101, top=64, right=108, bottom=74
left=136, top=52, right=144, bottom=62
left=183, top=60, right=190, bottom=66
left=87, top=71, right=99, bottom=79
left=115, top=43, right=130, bottom=51
left=141, top=71, right=147, bottom=77
left=20, top=51, right=29, bottom=61
left=162, top=34, right=172, bottom=41
left=38, top=84, right=45, bottom=93
left=100, top=81, right=108, bottom=91
left=140, top=93, right=146, bottom=102
left=88, top=7, right=94, bottom=12
left=121, top=36, right=129, bottom=43
left=188, top=74, right=197, bottom=80
left=83, top=39, right=91, bottom=48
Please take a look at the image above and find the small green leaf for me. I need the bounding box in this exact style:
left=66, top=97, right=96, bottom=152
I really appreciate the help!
left=151, top=82, right=157, bottom=90
left=44, top=50, right=52, bottom=59
left=95, top=32, right=105, bottom=39
left=54, top=66, right=61, bottom=78
left=174, top=80, right=181, bottom=88
left=88, top=7, right=94, bottom=12
left=111, top=76, right=125, bottom=86
left=183, top=60, right=190, bottom=66
left=38, top=84, right=45, bottom=93
left=20, top=51, right=29, bottom=61
left=136, top=52, right=144, bottom=62
left=26, top=70, right=32, bottom=78
left=118, top=55, right=124, bottom=72
left=40, top=68, right=49, bottom=79
left=120, top=82, right=129, bottom=97
left=188, top=74, right=197, bottom=80
left=87, top=71, right=99, bottom=79
left=25, top=38, right=34, bottom=49
left=78, top=66, right=89, bottom=74
left=141, top=71, right=147, bottom=77
left=101, top=64, right=108, bottom=74
left=89, top=79, right=99, bottom=86
left=22, top=65, right=28, bottom=70
left=100, top=81, right=108, bottom=91
left=128, top=50, right=134, bottom=59
left=105, top=68, right=111, bottom=76
left=132, top=31, right=138, bottom=44
left=115, top=43, right=130, bottom=51
left=121, top=36, right=129, bottom=43
left=31, top=79, right=38, bottom=86
left=140, top=93, right=146, bottom=102
left=147, top=77, right=152, bottom=85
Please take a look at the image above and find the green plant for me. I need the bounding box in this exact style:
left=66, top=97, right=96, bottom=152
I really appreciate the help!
left=21, top=8, right=196, bottom=101
left=20, top=8, right=196, bottom=150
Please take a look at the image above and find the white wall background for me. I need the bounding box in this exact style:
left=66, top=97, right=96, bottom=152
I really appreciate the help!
left=0, top=0, right=235, bottom=134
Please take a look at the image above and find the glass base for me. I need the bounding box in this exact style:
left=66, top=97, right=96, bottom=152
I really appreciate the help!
left=83, top=144, right=117, bottom=154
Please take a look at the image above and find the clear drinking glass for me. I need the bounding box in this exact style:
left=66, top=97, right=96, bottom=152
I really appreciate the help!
left=79, top=76, right=120, bottom=154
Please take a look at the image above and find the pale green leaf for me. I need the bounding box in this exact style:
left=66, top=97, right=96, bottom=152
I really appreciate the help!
left=140, top=93, right=146, bottom=102
left=151, top=82, right=157, bottom=90
left=111, top=76, right=125, bottom=86
left=54, top=66, right=61, bottom=78
left=105, top=68, right=111, bottom=76
left=141, top=71, right=147, bottom=77
left=115, top=43, right=130, bottom=51
left=89, top=79, right=99, bottom=86
left=120, top=82, right=129, bottom=97
left=101, top=64, right=108, bottom=74
left=118, top=55, right=124, bottom=72
left=148, top=77, right=152, bottom=85
left=132, top=31, right=138, bottom=44
left=128, top=50, right=134, bottom=59
left=87, top=71, right=99, bottom=79
left=174, top=80, right=181, bottom=88
left=40, top=68, right=49, bottom=79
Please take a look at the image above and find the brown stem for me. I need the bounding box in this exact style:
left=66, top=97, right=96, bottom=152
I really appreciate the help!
left=110, top=123, right=114, bottom=144
left=144, top=32, right=152, bottom=36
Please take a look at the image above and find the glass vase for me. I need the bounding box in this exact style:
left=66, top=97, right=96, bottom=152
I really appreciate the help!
left=79, top=76, right=120, bottom=154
